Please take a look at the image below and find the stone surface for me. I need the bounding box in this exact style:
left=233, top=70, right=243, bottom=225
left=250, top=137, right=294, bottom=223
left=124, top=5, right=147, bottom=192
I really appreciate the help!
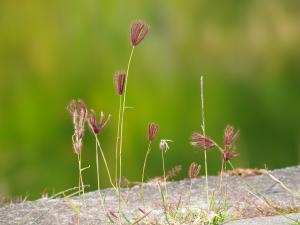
left=225, top=213, right=300, bottom=225
left=1, top=166, right=300, bottom=224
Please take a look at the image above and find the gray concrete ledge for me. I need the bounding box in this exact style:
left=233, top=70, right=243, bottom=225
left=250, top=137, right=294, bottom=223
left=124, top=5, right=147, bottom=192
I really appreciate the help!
left=1, top=166, right=300, bottom=224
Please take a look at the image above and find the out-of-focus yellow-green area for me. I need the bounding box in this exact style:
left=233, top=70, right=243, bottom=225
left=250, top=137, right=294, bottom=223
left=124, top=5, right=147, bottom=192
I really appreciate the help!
left=0, top=0, right=300, bottom=200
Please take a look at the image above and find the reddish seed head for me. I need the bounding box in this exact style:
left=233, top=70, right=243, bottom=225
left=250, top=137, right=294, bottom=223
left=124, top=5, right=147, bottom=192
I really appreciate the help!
left=88, top=110, right=111, bottom=135
left=114, top=71, right=127, bottom=96
left=67, top=99, right=88, bottom=155
left=130, top=20, right=149, bottom=46
left=147, top=122, right=159, bottom=141
left=190, top=132, right=215, bottom=151
left=224, top=125, right=240, bottom=151
left=222, top=149, right=239, bottom=162
left=188, top=162, right=201, bottom=179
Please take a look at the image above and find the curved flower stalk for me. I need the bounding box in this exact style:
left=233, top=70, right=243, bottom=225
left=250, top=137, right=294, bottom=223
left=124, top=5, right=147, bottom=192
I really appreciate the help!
left=159, top=139, right=173, bottom=209
left=141, top=122, right=159, bottom=206
left=88, top=110, right=116, bottom=191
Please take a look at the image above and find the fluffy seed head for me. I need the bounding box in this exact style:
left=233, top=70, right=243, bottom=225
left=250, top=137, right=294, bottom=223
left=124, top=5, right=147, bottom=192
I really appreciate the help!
left=148, top=122, right=159, bottom=141
left=88, top=110, right=111, bottom=135
left=114, top=71, right=127, bottom=96
left=159, top=139, right=173, bottom=152
left=190, top=132, right=215, bottom=151
left=188, top=162, right=201, bottom=179
left=67, top=99, right=88, bottom=155
left=130, top=20, right=149, bottom=46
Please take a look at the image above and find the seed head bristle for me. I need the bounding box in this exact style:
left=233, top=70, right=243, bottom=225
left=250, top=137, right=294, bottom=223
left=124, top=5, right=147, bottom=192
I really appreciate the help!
left=224, top=125, right=240, bottom=151
left=188, top=162, right=201, bottom=179
left=67, top=99, right=88, bottom=155
left=114, top=71, right=127, bottom=96
left=148, top=122, right=159, bottom=141
left=159, top=139, right=173, bottom=152
left=88, top=110, right=111, bottom=135
left=130, top=20, right=149, bottom=46
left=190, top=132, right=215, bottom=151
left=222, top=149, right=239, bottom=162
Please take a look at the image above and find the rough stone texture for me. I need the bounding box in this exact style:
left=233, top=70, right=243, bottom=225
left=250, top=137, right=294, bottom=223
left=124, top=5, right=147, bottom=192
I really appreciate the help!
left=225, top=213, right=300, bottom=225
left=1, top=166, right=300, bottom=224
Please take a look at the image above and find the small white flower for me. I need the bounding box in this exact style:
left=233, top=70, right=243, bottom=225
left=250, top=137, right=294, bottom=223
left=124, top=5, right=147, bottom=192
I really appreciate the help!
left=159, top=139, right=173, bottom=152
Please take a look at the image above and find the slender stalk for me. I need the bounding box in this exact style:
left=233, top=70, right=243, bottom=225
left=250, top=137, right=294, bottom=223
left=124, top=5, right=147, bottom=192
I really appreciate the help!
left=161, top=150, right=168, bottom=201
left=219, top=159, right=225, bottom=191
left=200, top=75, right=209, bottom=210
left=78, top=153, right=86, bottom=207
left=188, top=179, right=193, bottom=208
left=158, top=183, right=171, bottom=225
left=118, top=46, right=135, bottom=212
left=77, top=154, right=81, bottom=198
left=94, top=137, right=107, bottom=214
left=119, top=46, right=135, bottom=186
left=141, top=141, right=152, bottom=206
left=115, top=96, right=122, bottom=187
left=94, top=134, right=117, bottom=191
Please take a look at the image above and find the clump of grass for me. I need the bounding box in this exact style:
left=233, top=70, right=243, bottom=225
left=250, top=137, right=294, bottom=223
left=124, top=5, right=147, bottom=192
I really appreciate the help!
left=64, top=21, right=246, bottom=225
left=189, top=76, right=240, bottom=219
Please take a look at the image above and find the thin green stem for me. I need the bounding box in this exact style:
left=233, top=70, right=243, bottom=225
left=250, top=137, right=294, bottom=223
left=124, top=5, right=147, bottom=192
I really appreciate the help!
left=77, top=154, right=81, bottom=198
left=118, top=46, right=135, bottom=210
left=141, top=141, right=152, bottom=206
left=158, top=182, right=171, bottom=225
left=200, top=75, right=209, bottom=210
left=115, top=96, right=122, bottom=187
left=78, top=153, right=86, bottom=207
left=161, top=150, right=168, bottom=201
left=219, top=159, right=224, bottom=191
left=94, top=135, right=117, bottom=191
left=94, top=137, right=107, bottom=215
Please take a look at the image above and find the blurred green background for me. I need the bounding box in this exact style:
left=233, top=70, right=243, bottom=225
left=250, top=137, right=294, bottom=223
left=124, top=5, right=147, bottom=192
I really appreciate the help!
left=0, top=0, right=300, bottom=200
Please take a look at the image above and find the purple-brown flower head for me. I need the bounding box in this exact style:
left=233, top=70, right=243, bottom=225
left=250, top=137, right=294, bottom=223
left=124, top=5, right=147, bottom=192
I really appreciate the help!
left=67, top=99, right=88, bottom=155
left=130, top=20, right=149, bottom=46
left=88, top=110, right=111, bottom=135
left=188, top=162, right=201, bottom=179
left=224, top=125, right=240, bottom=151
left=222, top=149, right=239, bottom=162
left=190, top=132, right=215, bottom=151
left=114, top=71, right=127, bottom=96
left=147, top=122, right=159, bottom=141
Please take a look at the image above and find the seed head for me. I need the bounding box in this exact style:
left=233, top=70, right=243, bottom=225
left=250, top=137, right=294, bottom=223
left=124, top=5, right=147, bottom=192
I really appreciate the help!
left=114, top=71, right=127, bottom=96
left=88, top=110, right=111, bottom=135
left=188, top=162, right=201, bottom=179
left=130, top=20, right=149, bottom=46
left=147, top=122, right=159, bottom=141
left=190, top=132, right=215, bottom=151
left=167, top=165, right=182, bottom=180
left=67, top=99, right=88, bottom=155
left=224, top=125, right=240, bottom=151
left=222, top=149, right=239, bottom=162
left=159, top=139, right=173, bottom=152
